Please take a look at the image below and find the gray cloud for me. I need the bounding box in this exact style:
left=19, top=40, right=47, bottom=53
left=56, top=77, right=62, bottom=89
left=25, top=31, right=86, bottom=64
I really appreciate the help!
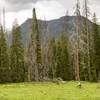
left=1, top=0, right=100, bottom=13
left=6, top=3, right=32, bottom=12
left=4, top=0, right=53, bottom=12
left=5, top=0, right=52, bottom=5
left=5, top=0, right=38, bottom=4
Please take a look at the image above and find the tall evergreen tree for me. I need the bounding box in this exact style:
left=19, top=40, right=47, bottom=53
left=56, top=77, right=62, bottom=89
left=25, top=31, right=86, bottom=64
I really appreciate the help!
left=0, top=26, right=10, bottom=83
left=56, top=31, right=72, bottom=80
left=80, top=0, right=91, bottom=81
left=49, top=37, right=57, bottom=79
left=10, top=20, right=25, bottom=82
left=92, top=13, right=100, bottom=80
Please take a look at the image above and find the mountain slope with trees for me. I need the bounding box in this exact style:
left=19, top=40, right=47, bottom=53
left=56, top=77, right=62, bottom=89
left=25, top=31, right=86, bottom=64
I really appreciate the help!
left=20, top=16, right=94, bottom=45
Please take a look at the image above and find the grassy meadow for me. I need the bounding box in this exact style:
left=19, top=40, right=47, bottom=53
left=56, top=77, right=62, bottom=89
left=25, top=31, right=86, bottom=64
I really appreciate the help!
left=0, top=81, right=100, bottom=100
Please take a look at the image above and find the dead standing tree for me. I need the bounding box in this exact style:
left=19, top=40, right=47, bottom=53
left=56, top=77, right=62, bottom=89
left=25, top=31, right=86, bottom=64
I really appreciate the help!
left=42, top=24, right=50, bottom=79
left=82, top=0, right=92, bottom=81
left=74, top=0, right=80, bottom=81
left=27, top=8, right=42, bottom=82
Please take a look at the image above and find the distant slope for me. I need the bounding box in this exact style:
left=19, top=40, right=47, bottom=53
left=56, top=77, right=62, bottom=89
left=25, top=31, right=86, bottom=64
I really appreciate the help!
left=8, top=16, right=93, bottom=45
left=20, top=16, right=77, bottom=44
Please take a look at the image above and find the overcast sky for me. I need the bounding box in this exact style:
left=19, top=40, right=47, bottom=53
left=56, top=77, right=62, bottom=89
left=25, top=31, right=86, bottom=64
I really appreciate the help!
left=0, top=0, right=100, bottom=30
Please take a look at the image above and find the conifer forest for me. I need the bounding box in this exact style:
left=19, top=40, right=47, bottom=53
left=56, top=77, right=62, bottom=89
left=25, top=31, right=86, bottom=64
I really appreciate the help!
left=0, top=0, right=100, bottom=84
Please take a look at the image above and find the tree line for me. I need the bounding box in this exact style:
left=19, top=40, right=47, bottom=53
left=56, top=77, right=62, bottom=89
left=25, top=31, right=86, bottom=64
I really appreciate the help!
left=0, top=0, right=100, bottom=83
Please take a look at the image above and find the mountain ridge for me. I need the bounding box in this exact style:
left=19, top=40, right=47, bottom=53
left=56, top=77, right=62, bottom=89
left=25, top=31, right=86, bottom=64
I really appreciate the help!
left=7, top=15, right=95, bottom=45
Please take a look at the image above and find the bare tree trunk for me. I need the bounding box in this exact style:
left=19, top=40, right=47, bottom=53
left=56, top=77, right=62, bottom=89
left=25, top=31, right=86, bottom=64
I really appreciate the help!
left=42, top=25, right=50, bottom=78
left=74, top=0, right=80, bottom=81
left=76, top=22, right=80, bottom=81
left=28, top=65, right=31, bottom=82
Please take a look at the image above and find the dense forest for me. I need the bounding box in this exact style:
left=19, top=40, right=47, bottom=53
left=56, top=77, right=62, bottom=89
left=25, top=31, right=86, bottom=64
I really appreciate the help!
left=0, top=0, right=100, bottom=83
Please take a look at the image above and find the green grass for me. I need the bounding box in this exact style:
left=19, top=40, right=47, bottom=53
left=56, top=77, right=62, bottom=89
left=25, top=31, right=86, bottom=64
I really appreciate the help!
left=0, top=81, right=100, bottom=100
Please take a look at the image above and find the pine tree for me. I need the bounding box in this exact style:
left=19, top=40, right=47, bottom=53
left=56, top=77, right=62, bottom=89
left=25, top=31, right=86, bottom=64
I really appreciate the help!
left=27, top=8, right=42, bottom=81
left=81, top=0, right=91, bottom=81
left=56, top=40, right=62, bottom=78
left=56, top=31, right=72, bottom=80
left=49, top=37, right=57, bottom=79
left=10, top=20, right=25, bottom=82
left=0, top=26, right=10, bottom=83
left=92, top=13, right=100, bottom=80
